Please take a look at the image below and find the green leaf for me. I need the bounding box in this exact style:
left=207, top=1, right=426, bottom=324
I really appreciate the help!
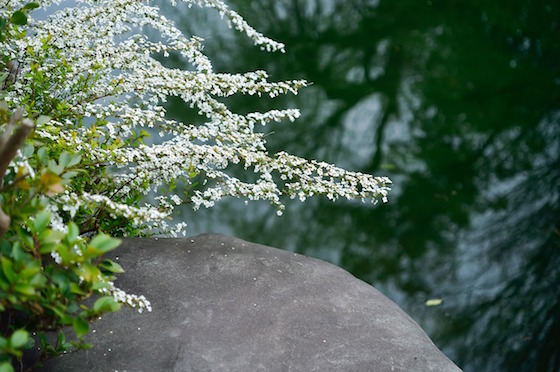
left=0, top=361, right=14, bottom=372
left=75, top=263, right=102, bottom=282
left=91, top=280, right=112, bottom=291
left=68, top=153, right=81, bottom=167
left=67, top=222, right=79, bottom=243
left=21, top=143, right=34, bottom=158
left=11, top=243, right=26, bottom=261
left=0, top=240, right=11, bottom=256
left=93, top=296, right=121, bottom=313
left=38, top=229, right=64, bottom=249
left=99, top=259, right=124, bottom=274
left=10, top=329, right=29, bottom=349
left=48, top=159, right=63, bottom=175
left=56, top=331, right=72, bottom=352
left=73, top=317, right=89, bottom=338
left=62, top=171, right=78, bottom=179
left=34, top=210, right=51, bottom=233
left=1, top=257, right=17, bottom=283
left=380, top=163, right=396, bottom=170
left=0, top=277, right=10, bottom=292
left=70, top=283, right=87, bottom=296
left=38, top=332, right=48, bottom=347
left=57, top=331, right=66, bottom=346
left=14, top=284, right=36, bottom=296
left=10, top=11, right=27, bottom=25
left=22, top=2, right=40, bottom=11
left=29, top=272, right=45, bottom=287
left=38, top=332, right=57, bottom=356
left=35, top=115, right=51, bottom=126
left=425, top=298, right=444, bottom=307
left=37, top=147, right=48, bottom=164
left=59, top=151, right=70, bottom=168
left=20, top=266, right=41, bottom=278
left=89, top=234, right=121, bottom=253
left=52, top=272, right=70, bottom=292
left=72, top=341, right=93, bottom=350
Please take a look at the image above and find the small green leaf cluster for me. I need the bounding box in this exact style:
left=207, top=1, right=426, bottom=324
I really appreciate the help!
left=0, top=97, right=134, bottom=369
left=0, top=2, right=38, bottom=42
left=0, top=186, right=124, bottom=370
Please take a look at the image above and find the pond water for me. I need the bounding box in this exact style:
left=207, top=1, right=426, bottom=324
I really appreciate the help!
left=160, top=1, right=560, bottom=371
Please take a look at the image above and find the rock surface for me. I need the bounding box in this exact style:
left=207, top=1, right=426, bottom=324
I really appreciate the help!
left=38, top=234, right=461, bottom=371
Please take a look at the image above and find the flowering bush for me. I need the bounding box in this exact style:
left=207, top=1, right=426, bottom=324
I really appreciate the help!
left=0, top=0, right=391, bottom=369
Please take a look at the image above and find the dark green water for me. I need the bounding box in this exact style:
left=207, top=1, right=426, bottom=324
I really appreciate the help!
left=161, top=1, right=560, bottom=370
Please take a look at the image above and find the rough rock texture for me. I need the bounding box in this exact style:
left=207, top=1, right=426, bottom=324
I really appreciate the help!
left=38, top=234, right=461, bottom=371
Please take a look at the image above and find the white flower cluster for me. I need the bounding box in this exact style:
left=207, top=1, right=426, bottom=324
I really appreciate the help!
left=3, top=0, right=391, bottom=235
left=98, top=282, right=152, bottom=313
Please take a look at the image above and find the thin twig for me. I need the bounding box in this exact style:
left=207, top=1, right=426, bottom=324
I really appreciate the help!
left=0, top=207, right=9, bottom=238
left=0, top=107, right=24, bottom=150
left=0, top=117, right=34, bottom=180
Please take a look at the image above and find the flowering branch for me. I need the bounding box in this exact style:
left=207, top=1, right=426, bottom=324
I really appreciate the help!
left=0, top=1, right=392, bottom=365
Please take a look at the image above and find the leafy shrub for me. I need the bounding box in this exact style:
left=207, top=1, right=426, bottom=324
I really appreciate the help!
left=0, top=0, right=391, bottom=370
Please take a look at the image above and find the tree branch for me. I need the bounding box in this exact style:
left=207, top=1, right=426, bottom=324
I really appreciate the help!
left=0, top=207, right=10, bottom=238
left=0, top=118, right=33, bottom=180
left=0, top=107, right=23, bottom=150
left=0, top=109, right=34, bottom=239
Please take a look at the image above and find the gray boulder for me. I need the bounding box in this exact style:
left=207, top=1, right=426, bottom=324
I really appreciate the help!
left=38, top=234, right=461, bottom=371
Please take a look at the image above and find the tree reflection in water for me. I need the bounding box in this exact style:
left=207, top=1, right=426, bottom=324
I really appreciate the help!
left=161, top=0, right=560, bottom=370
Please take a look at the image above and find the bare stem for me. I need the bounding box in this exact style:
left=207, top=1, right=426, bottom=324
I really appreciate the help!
left=0, top=117, right=33, bottom=181
left=0, top=110, right=35, bottom=239
left=0, top=207, right=9, bottom=238
left=0, top=107, right=23, bottom=150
